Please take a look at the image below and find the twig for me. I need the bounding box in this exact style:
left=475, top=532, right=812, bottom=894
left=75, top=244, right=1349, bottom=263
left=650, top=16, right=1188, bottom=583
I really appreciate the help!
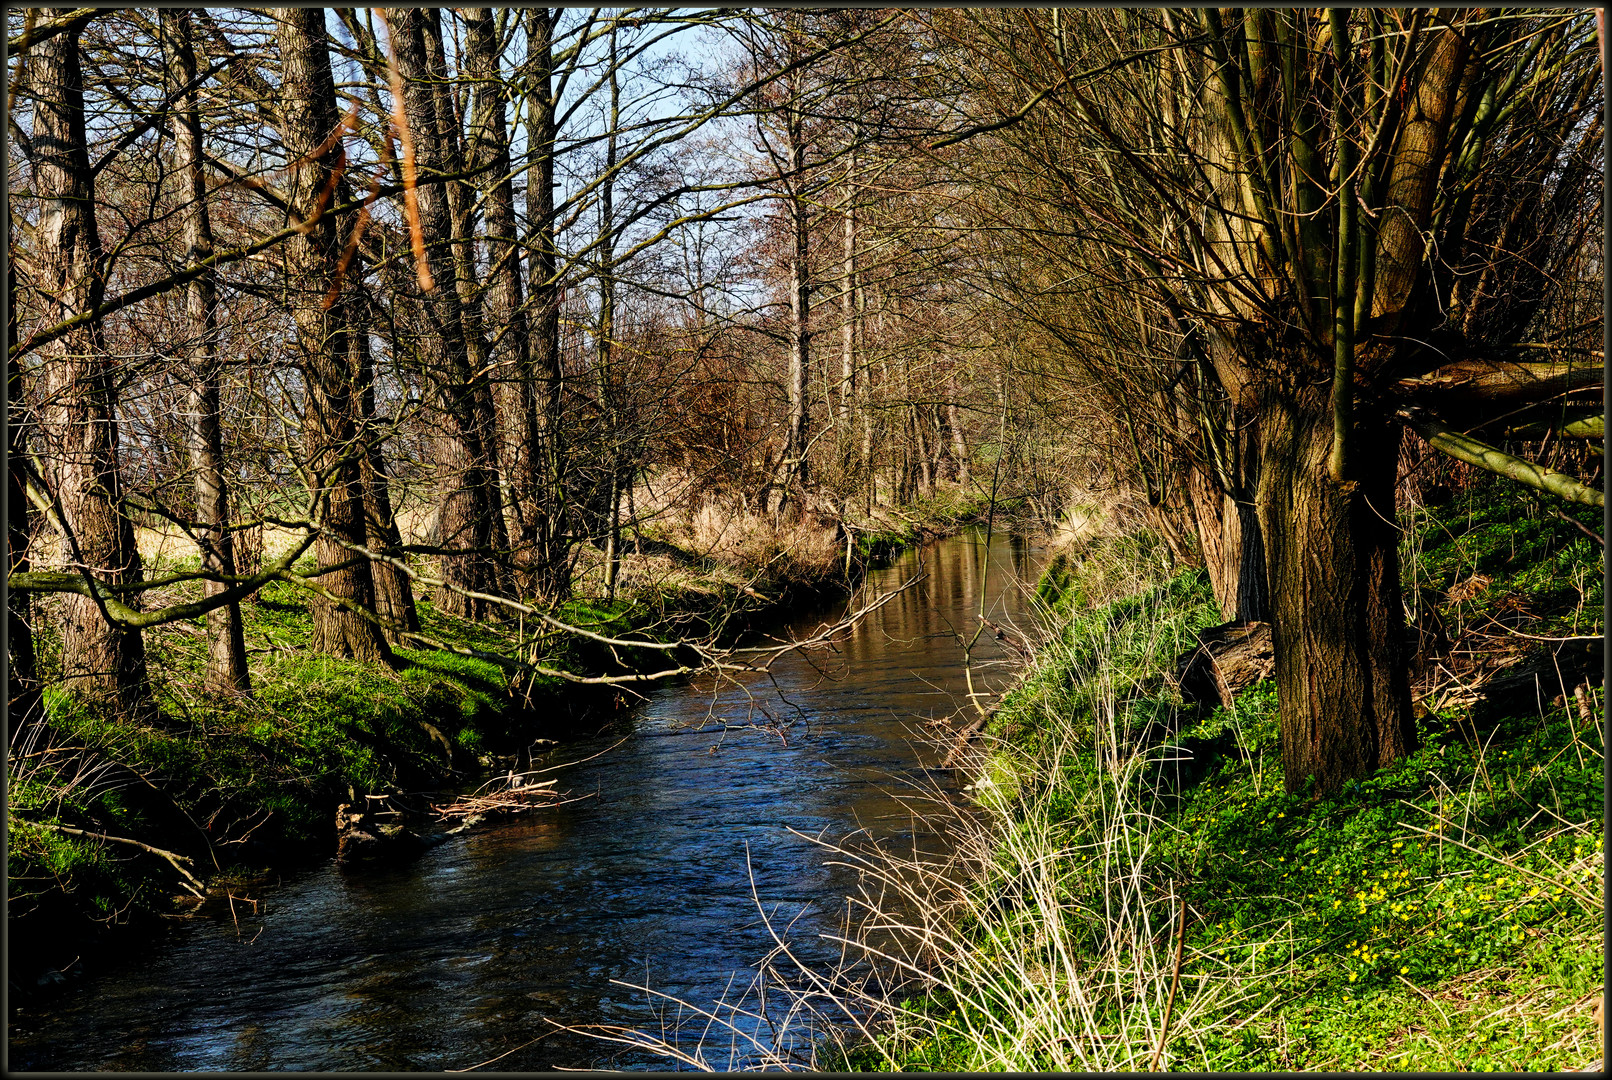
left=38, top=823, right=205, bottom=897
left=446, top=1025, right=561, bottom=1072
left=1150, top=894, right=1189, bottom=1071
left=1554, top=508, right=1605, bottom=546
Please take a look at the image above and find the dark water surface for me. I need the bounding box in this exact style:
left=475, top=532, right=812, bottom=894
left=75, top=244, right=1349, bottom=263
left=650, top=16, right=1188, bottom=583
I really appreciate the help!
left=9, top=529, right=1044, bottom=1071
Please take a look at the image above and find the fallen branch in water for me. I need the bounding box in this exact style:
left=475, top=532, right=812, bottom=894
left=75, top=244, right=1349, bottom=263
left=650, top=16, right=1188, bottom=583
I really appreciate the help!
left=431, top=776, right=563, bottom=824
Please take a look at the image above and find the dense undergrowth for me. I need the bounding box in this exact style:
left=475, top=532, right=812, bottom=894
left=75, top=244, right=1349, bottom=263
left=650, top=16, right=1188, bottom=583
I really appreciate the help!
left=7, top=482, right=1007, bottom=991
left=814, top=479, right=1603, bottom=1072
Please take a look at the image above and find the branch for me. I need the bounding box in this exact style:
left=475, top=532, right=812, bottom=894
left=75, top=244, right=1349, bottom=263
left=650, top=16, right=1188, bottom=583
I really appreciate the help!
left=1399, top=410, right=1604, bottom=508
left=928, top=37, right=1205, bottom=151
left=8, top=530, right=319, bottom=629
left=35, top=823, right=206, bottom=897
left=9, top=164, right=495, bottom=362
left=1398, top=360, right=1603, bottom=408
left=6, top=8, right=97, bottom=54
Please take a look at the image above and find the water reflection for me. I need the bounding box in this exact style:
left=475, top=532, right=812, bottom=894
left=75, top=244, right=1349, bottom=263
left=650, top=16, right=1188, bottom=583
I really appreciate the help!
left=10, top=527, right=1044, bottom=1071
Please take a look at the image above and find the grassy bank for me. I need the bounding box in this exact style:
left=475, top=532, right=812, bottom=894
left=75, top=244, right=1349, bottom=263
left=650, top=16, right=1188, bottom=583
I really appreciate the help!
left=818, top=479, right=1602, bottom=1071
left=7, top=480, right=1005, bottom=993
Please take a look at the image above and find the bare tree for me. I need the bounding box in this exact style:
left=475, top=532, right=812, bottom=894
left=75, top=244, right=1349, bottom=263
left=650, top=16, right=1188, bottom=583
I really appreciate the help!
left=273, top=7, right=390, bottom=663
left=159, top=7, right=250, bottom=695
left=26, top=22, right=154, bottom=718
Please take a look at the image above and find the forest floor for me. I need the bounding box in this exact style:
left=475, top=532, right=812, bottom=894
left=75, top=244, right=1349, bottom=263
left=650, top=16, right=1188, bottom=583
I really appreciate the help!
left=7, top=479, right=1005, bottom=999
left=818, top=478, right=1603, bottom=1072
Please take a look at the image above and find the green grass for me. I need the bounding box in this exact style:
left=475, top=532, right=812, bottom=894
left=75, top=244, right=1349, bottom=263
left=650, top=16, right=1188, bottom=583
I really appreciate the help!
left=8, top=577, right=532, bottom=961
left=825, top=476, right=1603, bottom=1072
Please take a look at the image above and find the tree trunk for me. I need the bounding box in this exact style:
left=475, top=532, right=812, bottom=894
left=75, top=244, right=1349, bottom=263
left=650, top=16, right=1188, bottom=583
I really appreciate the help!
left=932, top=404, right=957, bottom=483
left=1256, top=386, right=1415, bottom=795
left=31, top=26, right=154, bottom=719
left=1187, top=463, right=1268, bottom=624
left=389, top=7, right=505, bottom=619
left=1188, top=465, right=1240, bottom=620
left=274, top=8, right=390, bottom=664
left=774, top=61, right=811, bottom=517
left=350, top=294, right=418, bottom=646
left=162, top=8, right=249, bottom=696
left=946, top=379, right=971, bottom=486
left=599, top=26, right=622, bottom=599
left=465, top=8, right=540, bottom=597
left=427, top=9, right=513, bottom=602
left=8, top=264, right=42, bottom=728
left=838, top=166, right=857, bottom=439
left=525, top=8, right=569, bottom=600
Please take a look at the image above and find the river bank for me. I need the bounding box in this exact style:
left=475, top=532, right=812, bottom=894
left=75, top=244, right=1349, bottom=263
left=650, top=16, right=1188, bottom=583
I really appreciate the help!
left=822, top=477, right=1603, bottom=1071
left=7, top=483, right=1013, bottom=1001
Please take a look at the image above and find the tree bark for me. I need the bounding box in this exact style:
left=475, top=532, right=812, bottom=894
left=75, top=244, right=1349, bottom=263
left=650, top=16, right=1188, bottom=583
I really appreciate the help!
left=31, top=25, right=154, bottom=718
left=161, top=8, right=250, bottom=696
left=946, top=378, right=971, bottom=486
left=350, top=293, right=419, bottom=645
left=773, top=42, right=811, bottom=517
left=1257, top=385, right=1415, bottom=795
left=464, top=8, right=541, bottom=597
left=8, top=263, right=42, bottom=729
left=274, top=8, right=390, bottom=663
left=838, top=164, right=856, bottom=439
left=388, top=7, right=505, bottom=619
left=524, top=9, right=569, bottom=600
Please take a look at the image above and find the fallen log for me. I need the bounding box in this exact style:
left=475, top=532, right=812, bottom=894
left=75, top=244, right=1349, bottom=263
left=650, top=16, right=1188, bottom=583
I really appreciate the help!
left=1174, top=620, right=1274, bottom=712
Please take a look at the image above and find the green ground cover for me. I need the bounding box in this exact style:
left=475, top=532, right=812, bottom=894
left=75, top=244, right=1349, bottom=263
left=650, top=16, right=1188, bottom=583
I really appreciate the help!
left=834, top=482, right=1603, bottom=1072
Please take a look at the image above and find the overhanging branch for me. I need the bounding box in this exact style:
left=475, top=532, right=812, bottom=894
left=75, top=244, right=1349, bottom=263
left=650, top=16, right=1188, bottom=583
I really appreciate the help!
left=1399, top=410, right=1604, bottom=508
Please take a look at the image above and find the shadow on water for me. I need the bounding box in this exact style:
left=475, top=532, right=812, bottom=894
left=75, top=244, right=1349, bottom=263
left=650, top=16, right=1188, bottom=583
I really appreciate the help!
left=8, top=526, right=1046, bottom=1071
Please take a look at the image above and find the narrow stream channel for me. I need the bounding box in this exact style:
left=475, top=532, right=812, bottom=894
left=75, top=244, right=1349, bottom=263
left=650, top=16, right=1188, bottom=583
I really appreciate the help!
left=10, top=528, right=1046, bottom=1071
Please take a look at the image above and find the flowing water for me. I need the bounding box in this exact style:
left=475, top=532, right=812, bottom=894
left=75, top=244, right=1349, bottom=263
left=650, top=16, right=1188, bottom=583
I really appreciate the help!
left=9, top=528, right=1046, bottom=1071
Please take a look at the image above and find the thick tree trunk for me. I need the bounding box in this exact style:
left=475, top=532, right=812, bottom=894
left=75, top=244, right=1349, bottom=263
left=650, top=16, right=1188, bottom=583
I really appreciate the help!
left=426, top=9, right=513, bottom=602
left=1188, top=466, right=1241, bottom=620
left=275, top=9, right=390, bottom=664
left=390, top=7, right=505, bottom=618
left=1187, top=463, right=1268, bottom=624
left=1257, top=386, right=1415, bottom=795
left=162, top=8, right=249, bottom=696
left=32, top=27, right=153, bottom=719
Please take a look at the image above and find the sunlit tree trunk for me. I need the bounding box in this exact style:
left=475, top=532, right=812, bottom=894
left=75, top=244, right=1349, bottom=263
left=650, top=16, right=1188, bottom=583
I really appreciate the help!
left=8, top=263, right=41, bottom=728
left=388, top=6, right=505, bottom=619
left=525, top=8, right=570, bottom=600
left=771, top=31, right=811, bottom=518
left=464, top=8, right=540, bottom=598
left=1258, top=389, right=1415, bottom=788
left=599, top=26, right=623, bottom=600
left=351, top=294, right=419, bottom=646
left=32, top=25, right=154, bottom=717
left=275, top=8, right=390, bottom=663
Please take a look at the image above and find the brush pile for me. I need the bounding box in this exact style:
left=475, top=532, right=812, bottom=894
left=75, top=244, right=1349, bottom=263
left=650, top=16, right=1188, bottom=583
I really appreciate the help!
left=431, top=773, right=564, bottom=826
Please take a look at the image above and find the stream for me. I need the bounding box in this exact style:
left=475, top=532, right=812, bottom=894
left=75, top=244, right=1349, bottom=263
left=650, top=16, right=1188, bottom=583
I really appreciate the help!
left=9, top=528, right=1046, bottom=1071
